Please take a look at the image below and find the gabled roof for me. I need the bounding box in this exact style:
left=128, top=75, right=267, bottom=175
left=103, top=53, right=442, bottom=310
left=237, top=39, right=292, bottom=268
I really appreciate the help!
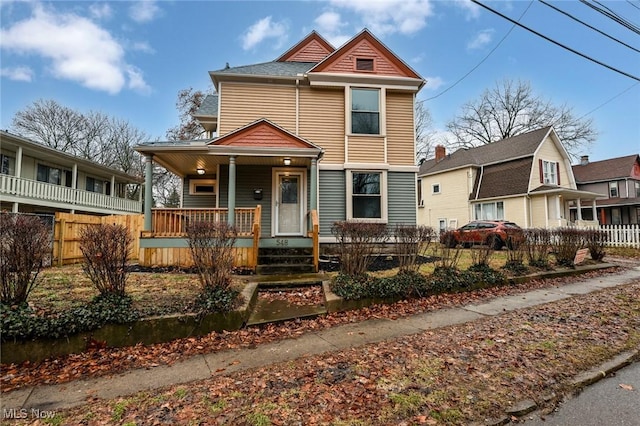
left=470, top=157, right=533, bottom=200
left=572, top=154, right=640, bottom=183
left=276, top=31, right=335, bottom=62
left=194, top=94, right=218, bottom=117
left=419, top=127, right=553, bottom=176
left=309, top=28, right=422, bottom=80
left=209, top=118, right=323, bottom=150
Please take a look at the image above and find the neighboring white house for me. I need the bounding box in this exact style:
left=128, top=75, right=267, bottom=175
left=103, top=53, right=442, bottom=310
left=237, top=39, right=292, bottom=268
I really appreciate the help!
left=1, top=130, right=143, bottom=215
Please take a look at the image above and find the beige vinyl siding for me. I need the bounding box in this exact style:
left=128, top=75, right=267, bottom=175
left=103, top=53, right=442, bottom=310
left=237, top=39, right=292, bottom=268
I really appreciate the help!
left=299, top=87, right=345, bottom=164
left=502, top=197, right=526, bottom=225
left=529, top=196, right=548, bottom=227
left=419, top=168, right=474, bottom=229
left=530, top=136, right=571, bottom=190
left=219, top=82, right=296, bottom=135
left=348, top=135, right=385, bottom=163
left=386, top=91, right=415, bottom=166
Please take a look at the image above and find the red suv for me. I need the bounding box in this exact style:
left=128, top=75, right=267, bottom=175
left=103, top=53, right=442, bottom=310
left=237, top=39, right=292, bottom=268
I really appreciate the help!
left=441, top=220, right=524, bottom=249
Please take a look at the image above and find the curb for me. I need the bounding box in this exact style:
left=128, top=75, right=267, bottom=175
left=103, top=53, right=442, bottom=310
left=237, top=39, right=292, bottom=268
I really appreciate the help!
left=498, top=349, right=639, bottom=424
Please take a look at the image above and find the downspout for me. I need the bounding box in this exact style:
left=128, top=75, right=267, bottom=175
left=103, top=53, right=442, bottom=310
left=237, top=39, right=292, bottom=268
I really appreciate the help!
left=295, top=78, right=300, bottom=135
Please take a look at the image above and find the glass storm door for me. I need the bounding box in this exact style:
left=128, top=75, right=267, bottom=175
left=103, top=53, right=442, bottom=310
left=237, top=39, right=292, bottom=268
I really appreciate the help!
left=275, top=171, right=304, bottom=235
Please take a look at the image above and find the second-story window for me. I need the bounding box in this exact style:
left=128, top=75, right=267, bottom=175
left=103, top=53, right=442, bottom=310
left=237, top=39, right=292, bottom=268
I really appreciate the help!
left=635, top=181, right=640, bottom=198
left=1, top=154, right=15, bottom=175
left=609, top=181, right=619, bottom=198
left=542, top=160, right=557, bottom=185
left=86, top=176, right=110, bottom=195
left=37, top=164, right=62, bottom=185
left=351, top=88, right=380, bottom=135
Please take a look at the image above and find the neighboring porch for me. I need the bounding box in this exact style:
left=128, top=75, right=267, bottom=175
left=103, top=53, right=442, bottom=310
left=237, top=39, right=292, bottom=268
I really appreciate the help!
left=529, top=186, right=604, bottom=228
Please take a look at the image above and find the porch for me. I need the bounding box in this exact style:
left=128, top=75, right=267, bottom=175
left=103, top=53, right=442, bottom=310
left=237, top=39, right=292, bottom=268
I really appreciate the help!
left=139, top=206, right=320, bottom=272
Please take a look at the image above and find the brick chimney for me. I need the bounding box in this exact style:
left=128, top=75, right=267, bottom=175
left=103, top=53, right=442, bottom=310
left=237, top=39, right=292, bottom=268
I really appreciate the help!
left=580, top=155, right=589, bottom=166
left=435, top=145, right=446, bottom=163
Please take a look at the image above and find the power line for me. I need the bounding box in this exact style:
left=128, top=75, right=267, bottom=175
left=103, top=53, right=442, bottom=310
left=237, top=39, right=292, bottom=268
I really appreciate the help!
left=424, top=1, right=534, bottom=101
left=539, top=0, right=640, bottom=53
left=578, top=82, right=640, bottom=120
left=579, top=0, right=640, bottom=35
left=471, top=0, right=640, bottom=82
left=627, top=1, right=640, bottom=12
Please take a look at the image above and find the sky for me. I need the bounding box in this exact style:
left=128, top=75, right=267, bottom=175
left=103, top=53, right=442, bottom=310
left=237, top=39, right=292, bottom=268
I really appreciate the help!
left=1, top=0, right=639, bottom=163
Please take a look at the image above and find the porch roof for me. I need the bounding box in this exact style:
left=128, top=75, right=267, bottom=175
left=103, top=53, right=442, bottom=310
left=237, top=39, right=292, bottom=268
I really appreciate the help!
left=529, top=185, right=605, bottom=200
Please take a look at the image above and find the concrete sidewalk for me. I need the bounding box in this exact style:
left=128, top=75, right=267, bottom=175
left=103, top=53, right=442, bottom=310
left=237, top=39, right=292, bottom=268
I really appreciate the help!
left=4, top=264, right=640, bottom=414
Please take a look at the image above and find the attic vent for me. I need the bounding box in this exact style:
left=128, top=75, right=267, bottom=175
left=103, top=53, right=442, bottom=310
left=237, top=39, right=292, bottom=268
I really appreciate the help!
left=356, top=58, right=374, bottom=71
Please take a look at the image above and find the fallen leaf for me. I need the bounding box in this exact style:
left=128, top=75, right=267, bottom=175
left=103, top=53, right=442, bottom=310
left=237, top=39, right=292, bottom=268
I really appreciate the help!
left=619, top=383, right=634, bottom=391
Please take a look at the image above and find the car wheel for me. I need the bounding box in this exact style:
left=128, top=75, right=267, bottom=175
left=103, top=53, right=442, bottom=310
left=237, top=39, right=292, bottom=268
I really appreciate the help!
left=489, top=235, right=503, bottom=250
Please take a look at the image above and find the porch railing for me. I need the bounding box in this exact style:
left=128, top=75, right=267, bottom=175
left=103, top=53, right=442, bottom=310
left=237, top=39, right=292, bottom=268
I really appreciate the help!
left=150, top=207, right=258, bottom=237
left=1, top=174, right=141, bottom=214
left=308, top=209, right=319, bottom=272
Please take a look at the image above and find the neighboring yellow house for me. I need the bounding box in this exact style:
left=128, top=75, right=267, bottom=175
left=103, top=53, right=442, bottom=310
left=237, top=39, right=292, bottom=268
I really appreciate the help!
left=417, top=127, right=603, bottom=232
left=135, top=29, right=425, bottom=271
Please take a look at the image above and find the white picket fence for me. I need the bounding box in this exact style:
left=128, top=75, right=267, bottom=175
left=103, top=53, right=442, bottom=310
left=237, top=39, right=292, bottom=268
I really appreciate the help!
left=600, top=224, right=640, bottom=249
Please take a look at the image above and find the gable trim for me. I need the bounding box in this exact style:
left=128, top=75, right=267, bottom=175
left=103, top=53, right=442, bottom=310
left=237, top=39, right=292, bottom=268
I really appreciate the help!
left=276, top=31, right=335, bottom=62
left=209, top=118, right=323, bottom=151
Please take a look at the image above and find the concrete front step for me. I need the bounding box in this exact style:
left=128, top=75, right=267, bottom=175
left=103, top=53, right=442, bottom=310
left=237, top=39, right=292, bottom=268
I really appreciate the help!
left=246, top=300, right=327, bottom=326
left=256, top=263, right=316, bottom=275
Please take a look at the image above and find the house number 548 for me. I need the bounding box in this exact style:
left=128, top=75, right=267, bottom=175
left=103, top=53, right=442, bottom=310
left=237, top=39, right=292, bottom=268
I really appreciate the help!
left=276, top=239, right=288, bottom=246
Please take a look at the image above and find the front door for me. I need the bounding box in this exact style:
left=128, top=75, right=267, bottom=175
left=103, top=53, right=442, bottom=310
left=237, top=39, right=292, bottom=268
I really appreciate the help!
left=274, top=170, right=305, bottom=236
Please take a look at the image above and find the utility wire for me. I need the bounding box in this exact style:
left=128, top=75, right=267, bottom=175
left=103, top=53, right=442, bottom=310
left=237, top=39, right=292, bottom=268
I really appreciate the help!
left=539, top=0, right=640, bottom=53
left=577, top=82, right=640, bottom=119
left=471, top=0, right=640, bottom=82
left=579, top=0, right=640, bottom=35
left=627, top=1, right=640, bottom=12
left=593, top=0, right=640, bottom=31
left=424, top=1, right=534, bottom=101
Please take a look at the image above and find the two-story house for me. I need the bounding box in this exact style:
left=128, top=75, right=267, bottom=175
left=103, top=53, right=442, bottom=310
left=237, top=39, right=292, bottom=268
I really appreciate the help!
left=135, top=29, right=424, bottom=271
left=571, top=154, right=640, bottom=225
left=417, top=127, right=603, bottom=232
left=1, top=130, right=143, bottom=216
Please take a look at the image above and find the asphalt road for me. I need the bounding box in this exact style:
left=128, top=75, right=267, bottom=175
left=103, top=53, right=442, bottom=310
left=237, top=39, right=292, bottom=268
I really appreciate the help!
left=523, top=361, right=640, bottom=426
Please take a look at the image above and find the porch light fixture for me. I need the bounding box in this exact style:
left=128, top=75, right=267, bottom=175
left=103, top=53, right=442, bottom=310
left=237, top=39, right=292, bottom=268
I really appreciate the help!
left=283, top=158, right=291, bottom=166
left=196, top=168, right=206, bottom=175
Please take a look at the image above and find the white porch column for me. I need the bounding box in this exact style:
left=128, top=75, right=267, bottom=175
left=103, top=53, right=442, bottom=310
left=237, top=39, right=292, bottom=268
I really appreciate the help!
left=144, top=155, right=153, bottom=231
left=576, top=198, right=582, bottom=221
left=228, top=156, right=236, bottom=226
left=592, top=200, right=598, bottom=224
left=110, top=176, right=115, bottom=198
left=15, top=146, right=22, bottom=177
left=72, top=164, right=78, bottom=189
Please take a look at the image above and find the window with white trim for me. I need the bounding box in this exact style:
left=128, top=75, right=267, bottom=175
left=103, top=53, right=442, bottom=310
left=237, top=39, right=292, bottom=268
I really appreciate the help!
left=351, top=88, right=380, bottom=135
left=1, top=154, right=15, bottom=175
left=635, top=181, right=640, bottom=198
left=37, top=164, right=62, bottom=185
left=189, top=179, right=216, bottom=195
left=542, top=160, right=557, bottom=184
left=432, top=183, right=440, bottom=194
left=347, top=171, right=387, bottom=221
left=473, top=201, right=505, bottom=220
left=417, top=179, right=423, bottom=206
left=609, top=181, right=619, bottom=198
left=86, top=176, right=110, bottom=195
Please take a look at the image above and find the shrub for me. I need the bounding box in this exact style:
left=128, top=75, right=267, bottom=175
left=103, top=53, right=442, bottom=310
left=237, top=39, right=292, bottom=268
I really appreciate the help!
left=394, top=225, right=436, bottom=273
left=331, top=221, right=388, bottom=277
left=331, top=271, right=430, bottom=301
left=552, top=227, right=584, bottom=267
left=468, top=242, right=494, bottom=267
left=524, top=228, right=552, bottom=269
left=331, top=272, right=377, bottom=300
left=429, top=266, right=468, bottom=293
left=464, top=263, right=506, bottom=286
left=192, top=285, right=241, bottom=314
left=186, top=221, right=237, bottom=291
left=0, top=213, right=51, bottom=305
left=80, top=223, right=132, bottom=296
left=1, top=293, right=139, bottom=341
left=583, top=228, right=607, bottom=261
left=434, top=239, right=463, bottom=270
left=503, top=233, right=527, bottom=275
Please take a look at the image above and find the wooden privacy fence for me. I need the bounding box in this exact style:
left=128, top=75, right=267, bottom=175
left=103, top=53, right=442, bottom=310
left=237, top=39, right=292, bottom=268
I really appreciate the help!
left=54, top=213, right=143, bottom=266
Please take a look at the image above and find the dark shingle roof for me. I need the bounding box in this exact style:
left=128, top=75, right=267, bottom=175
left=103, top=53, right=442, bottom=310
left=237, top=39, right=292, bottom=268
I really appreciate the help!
left=212, top=61, right=316, bottom=77
left=572, top=154, right=639, bottom=183
left=419, top=127, right=552, bottom=176
left=195, top=94, right=218, bottom=117
left=471, top=157, right=533, bottom=199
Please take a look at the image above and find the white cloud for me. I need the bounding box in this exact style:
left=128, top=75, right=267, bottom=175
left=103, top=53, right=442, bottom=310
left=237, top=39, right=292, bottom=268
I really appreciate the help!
left=329, top=0, right=434, bottom=37
left=467, top=29, right=494, bottom=50
left=89, top=3, right=112, bottom=20
left=424, top=75, right=444, bottom=91
left=314, top=11, right=350, bottom=47
left=241, top=16, right=287, bottom=50
left=0, top=4, right=149, bottom=94
left=451, top=0, right=481, bottom=20
left=129, top=0, right=160, bottom=23
left=132, top=41, right=155, bottom=54
left=126, top=65, right=151, bottom=94
left=0, top=66, right=34, bottom=82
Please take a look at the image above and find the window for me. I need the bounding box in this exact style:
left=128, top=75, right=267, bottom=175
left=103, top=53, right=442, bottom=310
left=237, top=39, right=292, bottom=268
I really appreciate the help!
left=64, top=170, right=73, bottom=188
left=37, top=164, right=61, bottom=185
left=609, top=181, right=619, bottom=198
left=473, top=201, right=505, bottom=220
left=432, top=183, right=440, bottom=194
left=351, top=171, right=382, bottom=219
left=356, top=58, right=374, bottom=71
left=1, top=154, right=15, bottom=175
left=351, top=88, right=380, bottom=134
left=438, top=219, right=447, bottom=233
left=635, top=181, right=640, bottom=198
left=189, top=179, right=216, bottom=195
left=86, top=176, right=107, bottom=194
left=611, top=208, right=621, bottom=225
left=417, top=179, right=423, bottom=206
left=542, top=160, right=557, bottom=185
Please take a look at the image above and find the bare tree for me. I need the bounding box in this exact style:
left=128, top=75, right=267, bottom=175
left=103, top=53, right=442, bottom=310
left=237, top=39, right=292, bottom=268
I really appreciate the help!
left=166, top=87, right=214, bottom=141
left=415, top=99, right=436, bottom=163
left=446, top=79, right=597, bottom=159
